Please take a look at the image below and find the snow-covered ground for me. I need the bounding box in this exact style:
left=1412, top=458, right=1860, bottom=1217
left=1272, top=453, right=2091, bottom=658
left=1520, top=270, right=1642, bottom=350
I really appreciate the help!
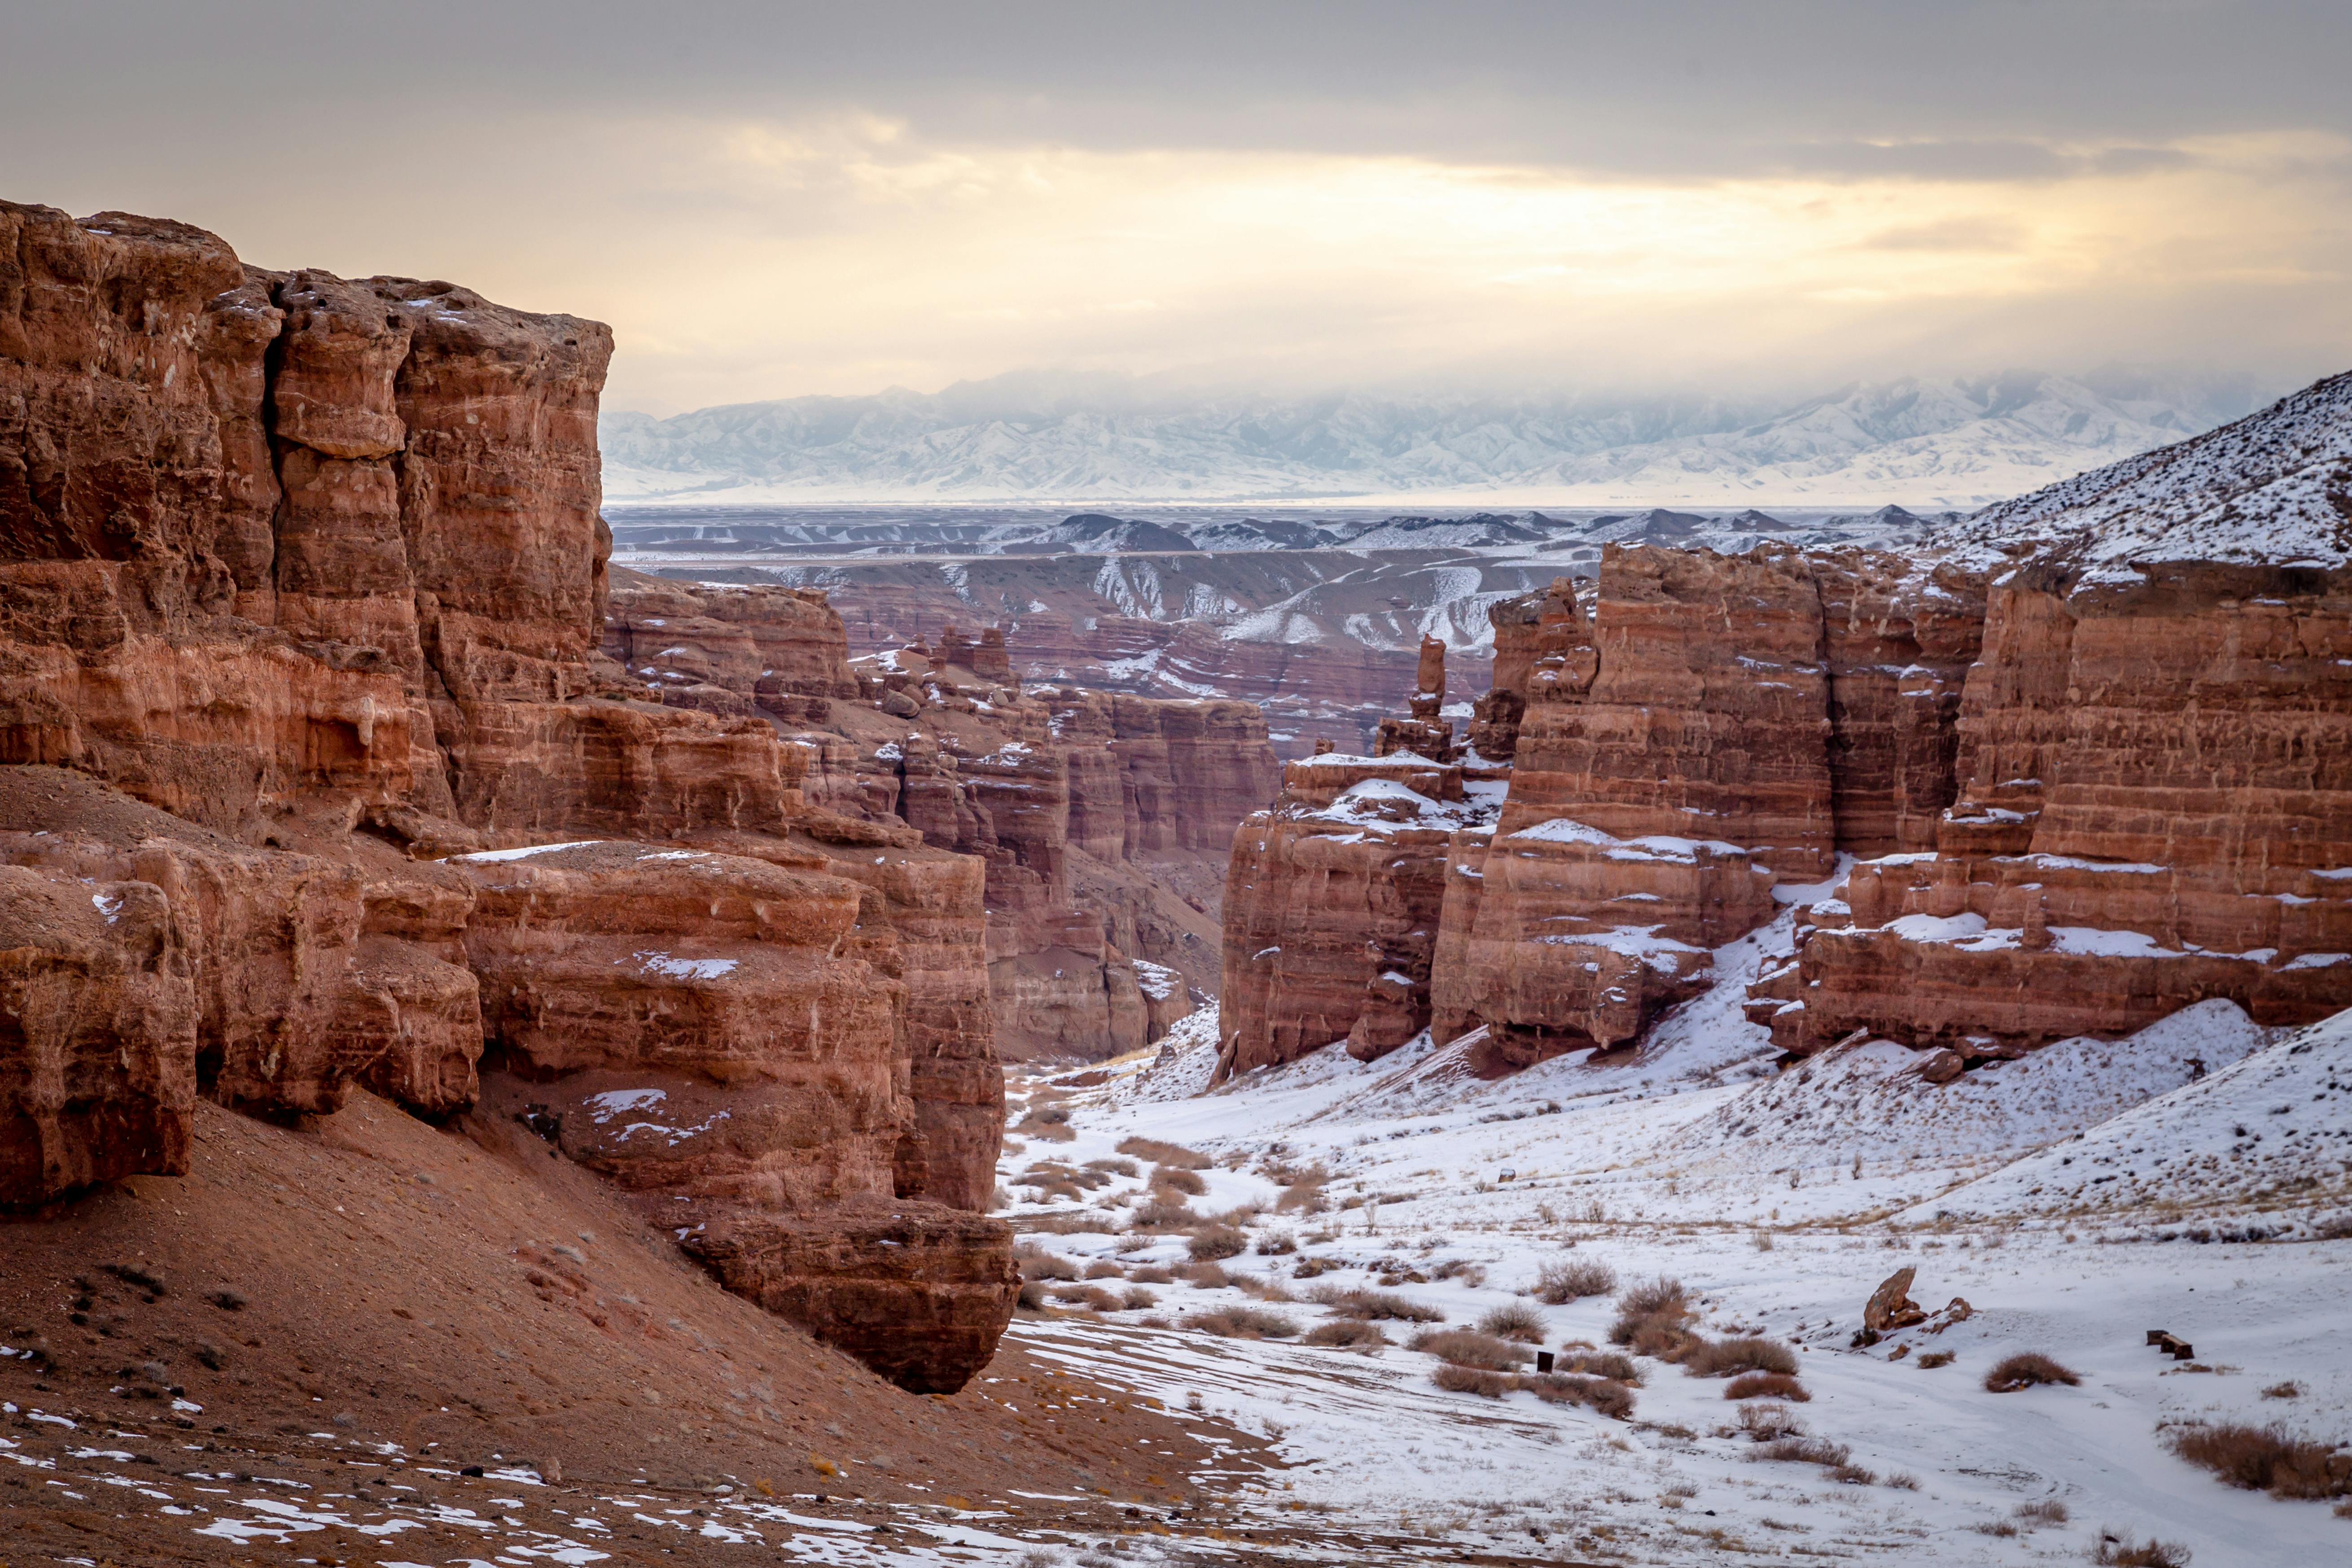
left=990, top=964, right=2352, bottom=1564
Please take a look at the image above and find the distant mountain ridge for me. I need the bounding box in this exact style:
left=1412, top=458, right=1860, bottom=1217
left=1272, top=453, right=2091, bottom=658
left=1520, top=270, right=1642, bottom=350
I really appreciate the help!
left=602, top=368, right=2269, bottom=508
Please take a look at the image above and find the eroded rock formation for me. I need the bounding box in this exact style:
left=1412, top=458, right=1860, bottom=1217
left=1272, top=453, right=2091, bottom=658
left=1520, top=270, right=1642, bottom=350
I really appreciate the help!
left=1225, top=397, right=2352, bottom=1079
left=0, top=199, right=1012, bottom=1391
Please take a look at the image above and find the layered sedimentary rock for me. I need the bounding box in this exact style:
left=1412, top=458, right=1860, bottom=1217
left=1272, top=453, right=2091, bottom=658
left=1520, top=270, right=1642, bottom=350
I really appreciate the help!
left=1219, top=754, right=1502, bottom=1077
left=0, top=200, right=1011, bottom=1391
left=607, top=573, right=1279, bottom=1062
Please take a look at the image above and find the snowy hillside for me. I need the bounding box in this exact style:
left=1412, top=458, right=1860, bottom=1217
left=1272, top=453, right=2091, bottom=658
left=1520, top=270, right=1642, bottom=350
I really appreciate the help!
left=603, top=370, right=2264, bottom=508
left=1941, top=368, right=2352, bottom=574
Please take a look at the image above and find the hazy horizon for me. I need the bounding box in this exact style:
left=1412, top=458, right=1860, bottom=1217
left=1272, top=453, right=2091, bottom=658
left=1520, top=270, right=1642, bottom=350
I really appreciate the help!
left=11, top=2, right=2348, bottom=417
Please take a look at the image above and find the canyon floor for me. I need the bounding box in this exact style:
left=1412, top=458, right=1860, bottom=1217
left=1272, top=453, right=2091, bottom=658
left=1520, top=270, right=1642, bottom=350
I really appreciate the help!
left=990, top=919, right=2352, bottom=1568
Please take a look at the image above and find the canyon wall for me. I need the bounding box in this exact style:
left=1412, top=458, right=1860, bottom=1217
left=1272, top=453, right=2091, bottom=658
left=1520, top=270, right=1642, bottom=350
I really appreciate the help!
left=0, top=200, right=1011, bottom=1391
left=604, top=574, right=1280, bottom=1063
left=1222, top=377, right=2352, bottom=1087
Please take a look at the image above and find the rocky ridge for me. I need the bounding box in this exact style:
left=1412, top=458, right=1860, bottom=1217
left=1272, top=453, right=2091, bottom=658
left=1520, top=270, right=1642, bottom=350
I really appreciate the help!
left=1219, top=375, right=2352, bottom=1086
left=0, top=200, right=1023, bottom=1391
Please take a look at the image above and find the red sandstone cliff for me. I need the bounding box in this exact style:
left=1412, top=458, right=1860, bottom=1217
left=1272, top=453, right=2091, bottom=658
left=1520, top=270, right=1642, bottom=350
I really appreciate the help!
left=0, top=200, right=1011, bottom=1391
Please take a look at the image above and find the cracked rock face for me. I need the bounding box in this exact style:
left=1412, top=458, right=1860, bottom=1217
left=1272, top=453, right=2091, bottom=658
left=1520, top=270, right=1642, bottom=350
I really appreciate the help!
left=0, top=199, right=1013, bottom=1393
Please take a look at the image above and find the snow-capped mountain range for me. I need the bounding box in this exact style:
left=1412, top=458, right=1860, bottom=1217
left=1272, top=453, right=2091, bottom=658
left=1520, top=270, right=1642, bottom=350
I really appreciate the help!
left=602, top=368, right=2269, bottom=509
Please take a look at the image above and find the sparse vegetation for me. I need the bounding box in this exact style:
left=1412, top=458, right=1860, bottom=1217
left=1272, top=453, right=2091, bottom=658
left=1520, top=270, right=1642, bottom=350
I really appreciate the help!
left=2260, top=1381, right=2303, bottom=1400
left=1128, top=1265, right=1175, bottom=1284
left=1477, top=1301, right=1547, bottom=1343
left=1181, top=1306, right=1301, bottom=1339
left=1535, top=1257, right=1617, bottom=1304
left=1557, top=1349, right=1642, bottom=1384
left=1723, top=1371, right=1809, bottom=1402
left=1609, top=1276, right=1696, bottom=1359
left=1121, top=1288, right=1159, bottom=1310
left=1151, top=1165, right=1207, bottom=1196
left=1736, top=1401, right=1806, bottom=1441
left=1179, top=1261, right=1230, bottom=1288
left=1187, top=1225, right=1248, bottom=1261
left=1757, top=1436, right=1853, bottom=1467
left=1082, top=1260, right=1124, bottom=1279
left=1518, top=1372, right=1635, bottom=1419
left=1916, top=1350, right=1955, bottom=1369
left=1118, top=1136, right=1209, bottom=1169
left=1408, top=1328, right=1533, bottom=1370
left=2014, top=1499, right=2068, bottom=1525
left=2093, top=1533, right=2192, bottom=1567
left=1431, top=1364, right=1516, bottom=1397
left=1305, top=1285, right=1445, bottom=1323
left=1013, top=1246, right=1079, bottom=1282
left=1685, top=1336, right=1799, bottom=1379
left=2164, top=1421, right=2352, bottom=1499
left=1983, top=1352, right=2081, bottom=1392
left=1304, top=1320, right=1389, bottom=1348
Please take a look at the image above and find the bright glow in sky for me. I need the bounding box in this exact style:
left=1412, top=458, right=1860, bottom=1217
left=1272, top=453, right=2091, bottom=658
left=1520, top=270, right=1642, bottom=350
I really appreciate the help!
left=7, top=3, right=2348, bottom=414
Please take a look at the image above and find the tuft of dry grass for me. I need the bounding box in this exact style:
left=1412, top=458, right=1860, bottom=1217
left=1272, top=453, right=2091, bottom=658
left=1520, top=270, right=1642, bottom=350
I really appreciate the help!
left=1179, top=1261, right=1230, bottom=1288
left=1305, top=1285, right=1445, bottom=1323
left=2260, top=1380, right=2303, bottom=1400
left=1477, top=1301, right=1547, bottom=1343
left=1303, top=1320, right=1388, bottom=1348
left=1082, top=1261, right=1125, bottom=1280
left=1757, top=1436, right=1853, bottom=1467
left=1408, top=1328, right=1533, bottom=1371
left=1609, top=1275, right=1694, bottom=1358
left=1518, top=1372, right=1635, bottom=1419
left=1431, top=1364, right=1516, bottom=1397
left=2092, top=1534, right=2192, bottom=1567
left=1736, top=1401, right=1806, bottom=1442
left=2164, top=1421, right=2352, bottom=1499
left=1234, top=1275, right=1297, bottom=1303
left=1535, top=1257, right=1618, bottom=1304
left=1016, top=1280, right=1049, bottom=1311
left=1983, top=1352, right=2082, bottom=1392
left=1118, top=1136, right=1209, bottom=1169
left=1016, top=1117, right=1077, bottom=1143
left=1049, top=1284, right=1123, bottom=1311
left=1083, top=1157, right=1139, bottom=1178
left=1558, top=1349, right=1642, bottom=1384
left=1831, top=1463, right=1877, bottom=1485
left=2014, top=1499, right=2068, bottom=1525
left=1014, top=1247, right=1080, bottom=1282
left=1129, top=1199, right=1198, bottom=1230
left=1885, top=1471, right=1921, bottom=1490
left=1121, top=1288, right=1159, bottom=1310
left=1181, top=1306, right=1301, bottom=1340
left=1724, top=1371, right=1809, bottom=1402
left=1916, top=1350, right=1955, bottom=1369
left=1150, top=1166, right=1208, bottom=1197
left=1686, top=1336, right=1800, bottom=1379
left=1187, top=1225, right=1248, bottom=1261
left=1127, top=1265, right=1175, bottom=1284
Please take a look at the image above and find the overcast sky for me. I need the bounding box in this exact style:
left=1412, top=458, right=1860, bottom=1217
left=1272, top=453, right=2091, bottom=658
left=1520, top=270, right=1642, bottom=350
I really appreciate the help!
left=9, top=1, right=2347, bottom=414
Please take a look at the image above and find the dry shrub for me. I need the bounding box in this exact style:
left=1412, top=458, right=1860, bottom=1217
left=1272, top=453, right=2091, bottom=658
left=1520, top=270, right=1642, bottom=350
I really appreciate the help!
left=1084, top=1157, right=1139, bottom=1178
left=2260, top=1381, right=2303, bottom=1400
left=1478, top=1301, right=1547, bottom=1343
left=1082, top=1261, right=1125, bottom=1280
left=1277, top=1179, right=1328, bottom=1213
left=1609, top=1276, right=1695, bottom=1358
left=1291, top=1255, right=1339, bottom=1279
left=1430, top=1258, right=1487, bottom=1287
left=2165, top=1421, right=2352, bottom=1499
left=1130, top=1199, right=1197, bottom=1230
left=1303, top=1320, right=1388, bottom=1348
left=1306, top=1285, right=1445, bottom=1323
left=1017, top=1117, right=1077, bottom=1143
left=1518, top=1373, right=1635, bottom=1420
left=1182, top=1306, right=1300, bottom=1340
left=1128, top=1265, right=1175, bottom=1285
left=1234, top=1276, right=1297, bottom=1303
left=1974, top=1520, right=2019, bottom=1538
left=1431, top=1364, right=1516, bottom=1398
left=1885, top=1472, right=1922, bottom=1490
left=1737, top=1401, right=1806, bottom=1441
left=1188, top=1225, right=1248, bottom=1261
left=1050, top=1284, right=1122, bottom=1311
left=2093, top=1535, right=2192, bottom=1567
left=1254, top=1232, right=1296, bottom=1256
left=1832, top=1463, right=1877, bottom=1485
left=1014, top=1247, right=1080, bottom=1282
left=1016, top=1281, right=1049, bottom=1311
left=1027, top=1177, right=1083, bottom=1201
left=1535, top=1257, right=1617, bottom=1304
left=1016, top=1211, right=1111, bottom=1235
left=2014, top=1499, right=2068, bottom=1525
left=1180, top=1261, right=1230, bottom=1288
left=1558, top=1349, right=1642, bottom=1384
left=1758, top=1436, right=1852, bottom=1467
left=1983, top=1352, right=2082, bottom=1392
left=1151, top=1166, right=1208, bottom=1197
left=1724, top=1371, right=1809, bottom=1402
left=1686, top=1336, right=1800, bottom=1379
left=1118, top=1136, right=1209, bottom=1169
left=1408, top=1328, right=1532, bottom=1371
left=1121, top=1288, right=1159, bottom=1310
left=1916, top=1350, right=1955, bottom=1369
